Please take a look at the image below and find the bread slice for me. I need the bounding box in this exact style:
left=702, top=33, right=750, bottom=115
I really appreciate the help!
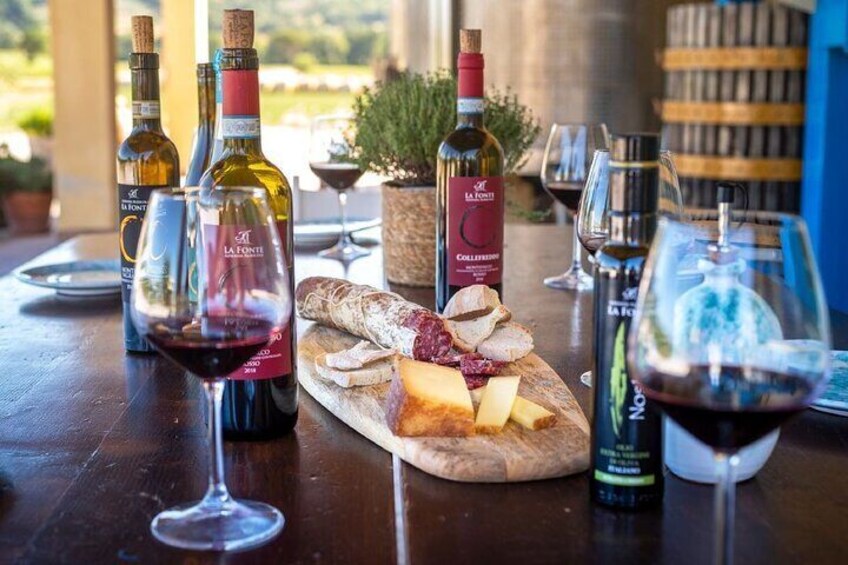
left=476, top=322, right=534, bottom=362
left=385, top=358, right=475, bottom=437
left=442, top=285, right=502, bottom=321
left=325, top=340, right=397, bottom=370
left=444, top=305, right=511, bottom=352
left=315, top=352, right=395, bottom=388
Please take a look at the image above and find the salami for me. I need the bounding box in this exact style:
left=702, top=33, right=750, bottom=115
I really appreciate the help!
left=296, top=277, right=453, bottom=361
left=460, top=358, right=505, bottom=377
left=463, top=375, right=488, bottom=390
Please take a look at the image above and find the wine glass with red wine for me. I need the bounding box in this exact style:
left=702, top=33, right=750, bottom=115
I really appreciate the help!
left=628, top=213, right=831, bottom=565
left=131, top=187, right=291, bottom=551
left=308, top=114, right=369, bottom=261
left=540, top=123, right=608, bottom=290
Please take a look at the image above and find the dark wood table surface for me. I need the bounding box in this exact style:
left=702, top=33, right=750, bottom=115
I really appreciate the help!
left=1, top=225, right=846, bottom=565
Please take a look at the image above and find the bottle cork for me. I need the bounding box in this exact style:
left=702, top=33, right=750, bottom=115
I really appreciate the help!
left=131, top=15, right=154, bottom=53
left=459, top=29, right=481, bottom=54
left=223, top=9, right=254, bottom=49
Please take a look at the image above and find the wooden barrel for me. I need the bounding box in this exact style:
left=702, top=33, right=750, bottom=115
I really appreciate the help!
left=661, top=2, right=807, bottom=212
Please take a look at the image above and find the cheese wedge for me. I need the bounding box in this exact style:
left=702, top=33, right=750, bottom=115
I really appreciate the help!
left=475, top=376, right=520, bottom=434
left=385, top=358, right=475, bottom=437
left=510, top=396, right=557, bottom=430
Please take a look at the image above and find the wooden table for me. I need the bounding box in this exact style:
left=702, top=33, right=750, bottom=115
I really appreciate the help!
left=1, top=226, right=846, bottom=564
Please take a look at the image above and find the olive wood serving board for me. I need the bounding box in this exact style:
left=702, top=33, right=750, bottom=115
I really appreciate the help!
left=298, top=323, right=590, bottom=483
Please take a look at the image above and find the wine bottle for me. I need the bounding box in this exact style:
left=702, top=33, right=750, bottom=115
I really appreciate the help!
left=116, top=15, right=180, bottom=353
left=208, top=48, right=225, bottom=167
left=590, top=133, right=663, bottom=509
left=435, top=29, right=505, bottom=314
left=199, top=9, right=298, bottom=439
left=184, top=62, right=216, bottom=186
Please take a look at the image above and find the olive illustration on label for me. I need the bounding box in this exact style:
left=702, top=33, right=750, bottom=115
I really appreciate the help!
left=459, top=205, right=497, bottom=249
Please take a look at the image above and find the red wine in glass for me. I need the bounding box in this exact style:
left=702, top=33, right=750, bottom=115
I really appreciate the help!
left=309, top=162, right=363, bottom=191
left=640, top=365, right=817, bottom=451
left=144, top=316, right=277, bottom=379
left=545, top=179, right=584, bottom=212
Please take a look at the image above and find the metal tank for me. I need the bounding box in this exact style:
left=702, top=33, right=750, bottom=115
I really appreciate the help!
left=390, top=0, right=681, bottom=171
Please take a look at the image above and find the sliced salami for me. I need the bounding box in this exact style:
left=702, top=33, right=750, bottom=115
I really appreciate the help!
left=460, top=357, right=506, bottom=377
left=463, top=375, right=489, bottom=390
left=432, top=352, right=483, bottom=367
left=296, top=277, right=453, bottom=361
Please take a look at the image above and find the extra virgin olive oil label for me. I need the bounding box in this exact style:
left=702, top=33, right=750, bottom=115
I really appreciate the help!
left=119, top=184, right=166, bottom=301
left=203, top=220, right=292, bottom=379
left=447, top=176, right=504, bottom=286
left=593, top=279, right=662, bottom=488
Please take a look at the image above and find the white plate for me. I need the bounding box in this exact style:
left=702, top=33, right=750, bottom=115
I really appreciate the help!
left=294, top=217, right=381, bottom=249
left=14, top=260, right=122, bottom=297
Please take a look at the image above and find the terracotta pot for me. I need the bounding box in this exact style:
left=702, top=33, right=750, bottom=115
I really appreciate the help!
left=2, top=192, right=52, bottom=234
left=381, top=183, right=436, bottom=287
left=28, top=136, right=54, bottom=166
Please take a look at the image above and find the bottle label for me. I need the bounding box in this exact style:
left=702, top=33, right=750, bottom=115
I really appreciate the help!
left=132, top=101, right=160, bottom=119
left=447, top=176, right=504, bottom=286
left=592, top=277, right=662, bottom=487
left=222, top=69, right=260, bottom=139
left=118, top=184, right=166, bottom=301
left=457, top=97, right=484, bottom=115
left=221, top=116, right=260, bottom=139
left=203, top=220, right=292, bottom=380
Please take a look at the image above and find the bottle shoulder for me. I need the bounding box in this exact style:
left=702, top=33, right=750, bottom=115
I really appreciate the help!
left=201, top=153, right=289, bottom=188
left=438, top=127, right=504, bottom=161
left=118, top=130, right=179, bottom=162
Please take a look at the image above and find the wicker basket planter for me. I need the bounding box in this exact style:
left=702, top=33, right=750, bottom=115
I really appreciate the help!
left=382, top=183, right=436, bottom=287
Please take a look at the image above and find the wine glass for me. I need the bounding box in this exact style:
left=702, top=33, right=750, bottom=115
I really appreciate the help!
left=540, top=123, right=609, bottom=290
left=131, top=187, right=291, bottom=551
left=575, top=149, right=684, bottom=387
left=308, top=114, right=368, bottom=262
left=628, top=213, right=831, bottom=565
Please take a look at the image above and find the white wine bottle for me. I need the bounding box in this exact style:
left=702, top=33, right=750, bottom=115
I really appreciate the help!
left=116, top=15, right=180, bottom=353
left=199, top=9, right=298, bottom=439
left=435, top=29, right=505, bottom=313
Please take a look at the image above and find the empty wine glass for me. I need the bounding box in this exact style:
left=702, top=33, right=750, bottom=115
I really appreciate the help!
left=131, top=187, right=291, bottom=551
left=540, top=123, right=609, bottom=290
left=628, top=213, right=831, bottom=565
left=309, top=114, right=368, bottom=261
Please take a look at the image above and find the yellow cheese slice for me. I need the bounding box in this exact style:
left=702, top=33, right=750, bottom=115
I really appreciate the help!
left=475, top=376, right=520, bottom=434
left=510, top=396, right=557, bottom=430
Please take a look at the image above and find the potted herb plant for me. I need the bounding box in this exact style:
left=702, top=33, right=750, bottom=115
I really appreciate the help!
left=17, top=107, right=54, bottom=165
left=350, top=72, right=539, bottom=286
left=0, top=145, right=53, bottom=234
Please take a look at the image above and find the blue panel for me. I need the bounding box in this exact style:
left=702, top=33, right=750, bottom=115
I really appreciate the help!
left=803, top=0, right=848, bottom=312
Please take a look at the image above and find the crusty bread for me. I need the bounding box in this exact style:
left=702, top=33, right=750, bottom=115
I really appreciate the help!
left=444, top=305, right=511, bottom=352
left=442, top=285, right=502, bottom=321
left=325, top=340, right=397, bottom=370
left=476, top=322, right=534, bottom=362
left=315, top=352, right=396, bottom=388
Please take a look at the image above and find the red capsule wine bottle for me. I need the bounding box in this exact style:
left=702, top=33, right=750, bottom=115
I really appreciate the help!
left=199, top=9, right=298, bottom=439
left=590, top=133, right=663, bottom=509
left=435, top=29, right=505, bottom=313
left=116, top=15, right=180, bottom=353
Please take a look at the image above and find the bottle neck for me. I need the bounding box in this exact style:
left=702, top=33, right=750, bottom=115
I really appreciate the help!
left=130, top=66, right=162, bottom=131
left=457, top=52, right=484, bottom=129
left=221, top=66, right=263, bottom=156
left=609, top=212, right=657, bottom=247
left=197, top=72, right=216, bottom=128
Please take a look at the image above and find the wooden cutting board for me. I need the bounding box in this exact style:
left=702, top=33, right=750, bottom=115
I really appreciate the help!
left=298, top=323, right=591, bottom=483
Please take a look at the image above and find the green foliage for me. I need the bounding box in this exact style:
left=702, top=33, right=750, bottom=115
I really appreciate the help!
left=0, top=145, right=52, bottom=194
left=264, top=29, right=310, bottom=65
left=345, top=27, right=384, bottom=65
left=292, top=52, right=318, bottom=73
left=307, top=29, right=350, bottom=65
left=17, top=106, right=52, bottom=136
left=350, top=72, right=540, bottom=186
left=19, top=26, right=44, bottom=61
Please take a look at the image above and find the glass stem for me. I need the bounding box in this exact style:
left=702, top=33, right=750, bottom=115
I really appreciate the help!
left=202, top=378, right=232, bottom=508
left=713, top=452, right=740, bottom=565
left=570, top=215, right=583, bottom=272
left=337, top=190, right=351, bottom=248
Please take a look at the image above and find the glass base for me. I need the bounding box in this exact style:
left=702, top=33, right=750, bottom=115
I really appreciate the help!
left=580, top=371, right=592, bottom=388
left=544, top=267, right=593, bottom=291
left=151, top=498, right=284, bottom=552
left=318, top=241, right=371, bottom=262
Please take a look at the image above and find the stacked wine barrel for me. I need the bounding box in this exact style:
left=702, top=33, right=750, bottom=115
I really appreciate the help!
left=661, top=2, right=807, bottom=212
